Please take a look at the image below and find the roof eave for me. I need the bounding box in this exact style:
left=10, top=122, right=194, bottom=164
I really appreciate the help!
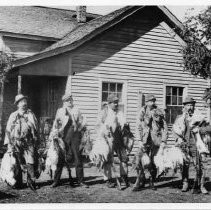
left=14, top=6, right=141, bottom=68
left=0, top=31, right=59, bottom=42
left=14, top=5, right=185, bottom=68
left=158, top=6, right=184, bottom=30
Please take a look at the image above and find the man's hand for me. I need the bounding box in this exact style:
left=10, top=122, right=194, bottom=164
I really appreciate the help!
left=192, top=126, right=199, bottom=134
left=175, top=138, right=183, bottom=146
left=7, top=143, right=14, bottom=152
left=160, top=142, right=166, bottom=148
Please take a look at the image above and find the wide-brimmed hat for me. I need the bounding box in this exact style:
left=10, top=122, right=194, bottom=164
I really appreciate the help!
left=183, top=96, right=196, bottom=105
left=107, top=93, right=119, bottom=103
left=14, top=94, right=28, bottom=105
left=145, top=94, right=156, bottom=102
left=62, top=93, right=72, bottom=102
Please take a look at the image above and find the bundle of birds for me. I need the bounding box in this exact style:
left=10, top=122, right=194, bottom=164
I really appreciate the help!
left=45, top=131, right=66, bottom=178
left=189, top=113, right=210, bottom=155
left=0, top=151, right=20, bottom=187
left=154, top=146, right=184, bottom=177
left=89, top=125, right=114, bottom=169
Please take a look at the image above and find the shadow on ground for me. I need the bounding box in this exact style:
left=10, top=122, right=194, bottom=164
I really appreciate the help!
left=0, top=191, right=17, bottom=200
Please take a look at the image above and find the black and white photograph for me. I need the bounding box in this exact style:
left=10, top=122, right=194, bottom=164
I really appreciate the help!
left=0, top=0, right=211, bottom=207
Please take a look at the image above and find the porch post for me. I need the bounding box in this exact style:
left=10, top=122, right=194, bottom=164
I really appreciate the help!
left=65, top=57, right=72, bottom=95
left=66, top=75, right=72, bottom=95
left=138, top=90, right=143, bottom=112
left=0, top=80, right=5, bottom=142
left=18, top=75, right=22, bottom=94
left=209, top=78, right=211, bottom=124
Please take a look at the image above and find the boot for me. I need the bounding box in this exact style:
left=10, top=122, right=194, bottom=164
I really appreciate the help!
left=181, top=179, right=189, bottom=192
left=191, top=176, right=200, bottom=194
left=200, top=177, right=209, bottom=194
left=78, top=181, right=89, bottom=188
left=51, top=167, right=62, bottom=188
left=149, top=166, right=157, bottom=190
left=139, top=175, right=146, bottom=188
left=181, top=164, right=189, bottom=192
left=149, top=176, right=157, bottom=191
left=68, top=170, right=75, bottom=188
left=106, top=179, right=115, bottom=188
left=132, top=170, right=145, bottom=192
left=77, top=176, right=89, bottom=188
left=51, top=181, right=59, bottom=188
left=76, top=167, right=89, bottom=188
left=66, top=165, right=74, bottom=188
left=15, top=165, right=23, bottom=189
left=121, top=175, right=130, bottom=188
left=27, top=176, right=36, bottom=191
left=27, top=164, right=36, bottom=191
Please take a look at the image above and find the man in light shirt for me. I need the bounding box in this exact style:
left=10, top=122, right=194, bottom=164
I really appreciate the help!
left=4, top=94, right=38, bottom=190
left=50, top=93, right=88, bottom=188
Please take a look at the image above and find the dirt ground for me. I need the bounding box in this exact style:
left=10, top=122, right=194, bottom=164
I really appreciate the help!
left=1, top=162, right=211, bottom=204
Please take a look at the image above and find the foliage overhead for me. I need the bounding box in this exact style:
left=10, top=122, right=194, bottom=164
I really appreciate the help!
left=181, top=6, right=211, bottom=79
left=0, top=51, right=13, bottom=84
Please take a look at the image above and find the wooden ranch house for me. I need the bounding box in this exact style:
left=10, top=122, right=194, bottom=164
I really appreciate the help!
left=2, top=6, right=210, bottom=154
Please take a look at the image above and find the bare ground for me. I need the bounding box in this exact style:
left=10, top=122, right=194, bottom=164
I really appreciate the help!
left=0, top=162, right=211, bottom=203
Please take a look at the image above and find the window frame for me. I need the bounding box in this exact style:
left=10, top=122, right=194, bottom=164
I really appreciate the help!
left=99, top=78, right=127, bottom=118
left=163, top=82, right=188, bottom=125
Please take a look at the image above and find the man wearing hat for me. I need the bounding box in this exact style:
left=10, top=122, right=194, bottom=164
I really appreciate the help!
left=133, top=94, right=167, bottom=191
left=173, top=96, right=209, bottom=194
left=49, top=93, right=87, bottom=188
left=96, top=93, right=130, bottom=188
left=4, top=94, right=39, bottom=190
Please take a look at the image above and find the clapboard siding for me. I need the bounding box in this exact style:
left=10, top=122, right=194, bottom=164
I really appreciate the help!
left=70, top=11, right=209, bottom=154
left=74, top=58, right=182, bottom=68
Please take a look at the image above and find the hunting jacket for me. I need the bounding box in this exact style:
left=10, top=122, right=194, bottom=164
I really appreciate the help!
left=136, top=105, right=167, bottom=146
left=4, top=109, right=38, bottom=145
left=51, top=105, right=86, bottom=137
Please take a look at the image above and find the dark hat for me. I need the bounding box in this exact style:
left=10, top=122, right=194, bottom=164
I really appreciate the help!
left=62, top=93, right=72, bottom=102
left=107, top=93, right=119, bottom=103
left=14, top=94, right=28, bottom=105
left=183, top=96, right=196, bottom=105
left=145, top=94, right=156, bottom=102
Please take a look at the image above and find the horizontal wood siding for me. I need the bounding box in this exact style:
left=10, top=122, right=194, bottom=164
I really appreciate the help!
left=70, top=10, right=209, bottom=154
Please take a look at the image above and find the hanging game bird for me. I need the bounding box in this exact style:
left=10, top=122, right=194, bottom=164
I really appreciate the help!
left=45, top=131, right=66, bottom=179
left=154, top=146, right=185, bottom=177
left=89, top=125, right=114, bottom=169
left=0, top=151, right=21, bottom=187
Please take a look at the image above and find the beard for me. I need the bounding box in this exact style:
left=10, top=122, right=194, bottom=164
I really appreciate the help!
left=186, top=108, right=194, bottom=116
left=149, top=104, right=156, bottom=110
left=20, top=105, right=27, bottom=110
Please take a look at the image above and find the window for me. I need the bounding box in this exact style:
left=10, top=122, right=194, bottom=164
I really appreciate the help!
left=101, top=82, right=124, bottom=112
left=166, top=86, right=184, bottom=124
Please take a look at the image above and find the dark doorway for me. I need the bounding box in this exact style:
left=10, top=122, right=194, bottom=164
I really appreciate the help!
left=22, top=76, right=67, bottom=121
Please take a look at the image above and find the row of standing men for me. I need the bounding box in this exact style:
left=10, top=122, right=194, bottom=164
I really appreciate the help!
left=3, top=92, right=210, bottom=194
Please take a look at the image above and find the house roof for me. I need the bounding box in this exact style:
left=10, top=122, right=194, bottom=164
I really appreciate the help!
left=14, top=6, right=184, bottom=68
left=0, top=6, right=100, bottom=39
